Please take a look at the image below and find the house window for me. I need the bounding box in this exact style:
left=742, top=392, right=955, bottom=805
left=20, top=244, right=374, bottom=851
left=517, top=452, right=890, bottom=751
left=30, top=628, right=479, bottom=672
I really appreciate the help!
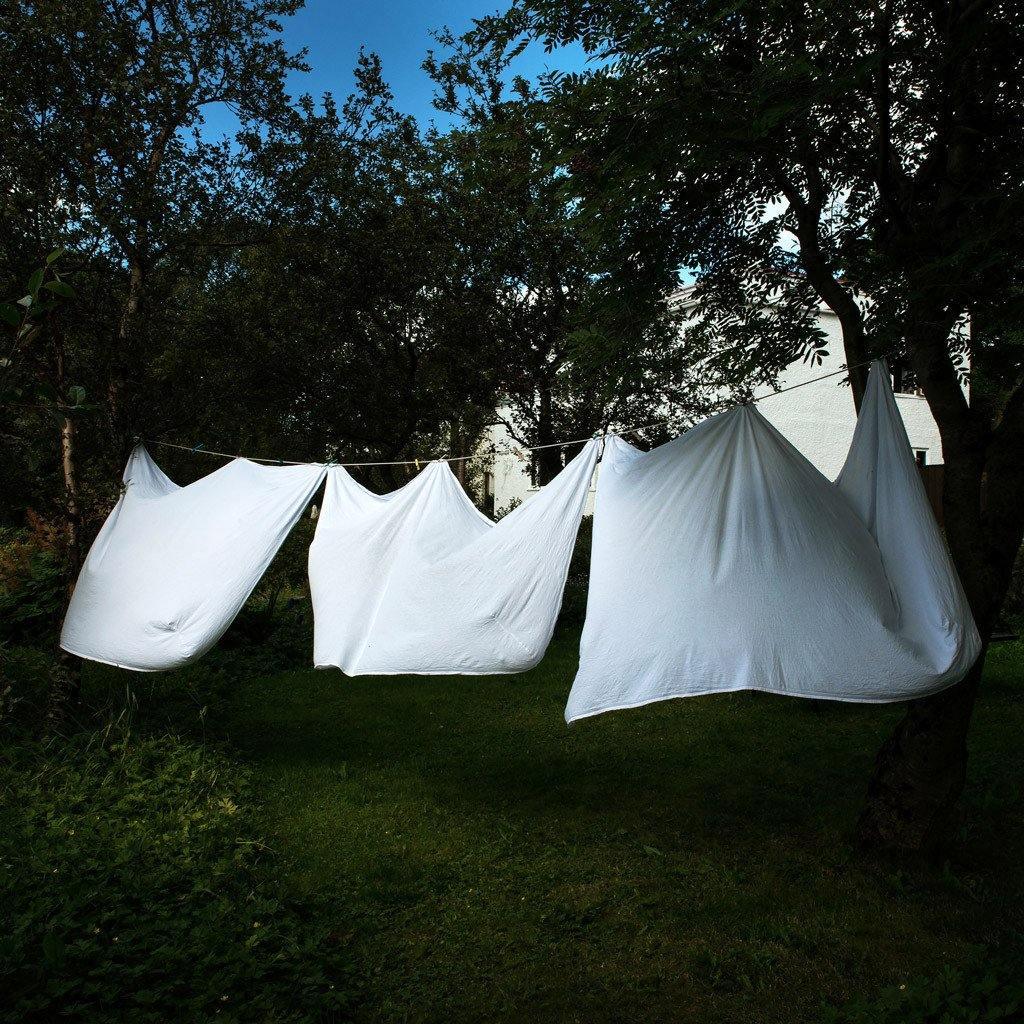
left=914, top=449, right=927, bottom=467
left=892, top=359, right=922, bottom=396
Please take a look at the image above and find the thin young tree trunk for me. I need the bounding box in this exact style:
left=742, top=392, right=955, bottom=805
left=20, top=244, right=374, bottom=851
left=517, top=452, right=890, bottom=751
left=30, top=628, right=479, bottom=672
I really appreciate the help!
left=50, top=320, right=83, bottom=721
left=108, top=260, right=144, bottom=448
left=451, top=421, right=468, bottom=490
left=60, top=414, right=80, bottom=572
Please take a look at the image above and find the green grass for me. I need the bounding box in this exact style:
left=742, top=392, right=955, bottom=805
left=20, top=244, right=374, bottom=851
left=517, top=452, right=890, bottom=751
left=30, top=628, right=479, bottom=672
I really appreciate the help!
left=217, top=630, right=1024, bottom=1023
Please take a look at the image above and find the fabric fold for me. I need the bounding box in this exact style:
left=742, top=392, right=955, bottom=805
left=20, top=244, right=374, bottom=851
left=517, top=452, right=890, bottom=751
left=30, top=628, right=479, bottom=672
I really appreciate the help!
left=564, top=362, right=980, bottom=722
left=61, top=447, right=325, bottom=671
left=309, top=440, right=599, bottom=674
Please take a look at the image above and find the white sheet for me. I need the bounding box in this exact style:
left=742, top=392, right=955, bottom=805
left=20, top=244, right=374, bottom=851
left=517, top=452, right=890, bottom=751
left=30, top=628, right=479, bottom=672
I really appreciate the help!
left=309, top=441, right=598, bottom=674
left=565, top=362, right=980, bottom=722
left=61, top=447, right=325, bottom=671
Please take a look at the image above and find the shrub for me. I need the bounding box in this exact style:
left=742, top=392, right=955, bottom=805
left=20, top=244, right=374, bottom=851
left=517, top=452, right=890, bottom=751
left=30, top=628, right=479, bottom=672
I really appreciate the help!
left=0, top=724, right=359, bottom=1023
left=822, top=945, right=1024, bottom=1023
left=556, top=515, right=593, bottom=631
left=0, top=525, right=66, bottom=646
left=0, top=643, right=53, bottom=729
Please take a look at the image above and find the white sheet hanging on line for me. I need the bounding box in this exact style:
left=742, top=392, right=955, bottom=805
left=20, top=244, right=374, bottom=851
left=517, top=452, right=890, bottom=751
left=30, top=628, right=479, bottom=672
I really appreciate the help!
left=564, top=362, right=980, bottom=722
left=61, top=447, right=325, bottom=671
left=309, top=440, right=598, bottom=675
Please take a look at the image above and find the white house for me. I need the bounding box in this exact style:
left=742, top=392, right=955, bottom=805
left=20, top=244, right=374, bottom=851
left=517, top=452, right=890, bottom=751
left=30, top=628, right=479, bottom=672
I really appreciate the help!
left=482, top=300, right=945, bottom=516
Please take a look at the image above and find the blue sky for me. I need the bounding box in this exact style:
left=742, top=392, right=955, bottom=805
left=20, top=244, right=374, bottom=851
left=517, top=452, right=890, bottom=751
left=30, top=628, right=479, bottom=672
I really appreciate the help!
left=202, top=0, right=589, bottom=137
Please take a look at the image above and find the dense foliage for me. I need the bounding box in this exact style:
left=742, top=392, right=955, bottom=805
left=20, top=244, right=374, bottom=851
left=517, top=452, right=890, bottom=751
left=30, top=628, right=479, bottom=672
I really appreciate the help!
left=823, top=946, right=1023, bottom=1023
left=0, top=635, right=359, bottom=1022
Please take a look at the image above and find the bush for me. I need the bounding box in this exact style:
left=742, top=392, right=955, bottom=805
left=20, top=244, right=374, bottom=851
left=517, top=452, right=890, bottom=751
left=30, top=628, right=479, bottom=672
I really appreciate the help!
left=0, top=724, right=358, bottom=1023
left=822, top=945, right=1024, bottom=1023
left=0, top=643, right=53, bottom=729
left=556, top=515, right=593, bottom=631
left=0, top=524, right=67, bottom=646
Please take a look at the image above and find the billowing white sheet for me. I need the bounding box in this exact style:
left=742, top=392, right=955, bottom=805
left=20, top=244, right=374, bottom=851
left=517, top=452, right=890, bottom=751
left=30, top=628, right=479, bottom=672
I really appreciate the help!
left=309, top=441, right=598, bottom=674
left=565, top=362, right=980, bottom=722
left=61, top=447, right=325, bottom=671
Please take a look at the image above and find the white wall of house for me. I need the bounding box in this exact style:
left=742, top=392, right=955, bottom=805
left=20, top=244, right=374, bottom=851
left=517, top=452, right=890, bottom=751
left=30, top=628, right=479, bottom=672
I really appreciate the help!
left=483, top=421, right=600, bottom=516
left=752, top=312, right=944, bottom=479
left=483, top=306, right=946, bottom=515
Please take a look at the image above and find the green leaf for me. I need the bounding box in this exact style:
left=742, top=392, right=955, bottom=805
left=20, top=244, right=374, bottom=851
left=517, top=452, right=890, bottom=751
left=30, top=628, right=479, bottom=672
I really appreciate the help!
left=67, top=384, right=87, bottom=406
left=46, top=247, right=66, bottom=265
left=27, top=269, right=44, bottom=295
left=43, top=280, right=76, bottom=299
left=0, top=303, right=21, bottom=327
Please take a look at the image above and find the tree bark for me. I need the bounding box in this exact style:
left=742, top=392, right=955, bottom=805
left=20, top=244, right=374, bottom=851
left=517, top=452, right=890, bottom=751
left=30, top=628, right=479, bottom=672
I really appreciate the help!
left=770, top=164, right=870, bottom=407
left=108, top=259, right=145, bottom=450
left=535, top=386, right=562, bottom=486
left=55, top=327, right=81, bottom=572
left=856, top=654, right=982, bottom=853
left=855, top=319, right=1024, bottom=854
left=51, top=320, right=83, bottom=720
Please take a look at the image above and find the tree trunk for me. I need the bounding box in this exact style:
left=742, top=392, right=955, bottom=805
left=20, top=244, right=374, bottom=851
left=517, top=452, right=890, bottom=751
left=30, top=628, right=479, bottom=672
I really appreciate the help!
left=855, top=520, right=1012, bottom=854
left=60, top=416, right=80, bottom=572
left=535, top=386, right=562, bottom=486
left=855, top=324, right=1024, bottom=854
left=51, top=322, right=83, bottom=721
left=108, top=259, right=144, bottom=449
left=450, top=420, right=472, bottom=493
left=856, top=656, right=982, bottom=853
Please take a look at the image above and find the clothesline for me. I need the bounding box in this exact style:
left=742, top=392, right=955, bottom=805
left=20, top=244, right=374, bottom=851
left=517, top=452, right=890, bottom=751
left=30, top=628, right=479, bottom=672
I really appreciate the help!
left=63, top=359, right=981, bottom=709
left=145, top=359, right=874, bottom=469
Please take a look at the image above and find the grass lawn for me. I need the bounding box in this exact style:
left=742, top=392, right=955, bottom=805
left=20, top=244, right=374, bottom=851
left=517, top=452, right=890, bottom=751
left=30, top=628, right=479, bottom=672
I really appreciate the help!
left=221, top=630, right=1024, bottom=1023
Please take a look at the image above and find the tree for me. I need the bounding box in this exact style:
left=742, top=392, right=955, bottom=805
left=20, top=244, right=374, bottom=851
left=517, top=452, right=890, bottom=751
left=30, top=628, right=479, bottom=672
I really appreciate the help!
left=0, top=0, right=312, bottom=716
left=0, top=0, right=307, bottom=451
left=1, top=253, right=83, bottom=566
left=171, top=54, right=508, bottom=488
left=473, top=0, right=1024, bottom=850
left=1, top=252, right=90, bottom=713
left=426, top=34, right=711, bottom=485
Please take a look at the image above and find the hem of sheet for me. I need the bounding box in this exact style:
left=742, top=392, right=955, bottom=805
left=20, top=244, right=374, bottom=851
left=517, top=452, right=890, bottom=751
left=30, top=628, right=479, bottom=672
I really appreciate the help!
left=564, top=673, right=963, bottom=723
left=58, top=642, right=165, bottom=673
left=314, top=663, right=535, bottom=676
